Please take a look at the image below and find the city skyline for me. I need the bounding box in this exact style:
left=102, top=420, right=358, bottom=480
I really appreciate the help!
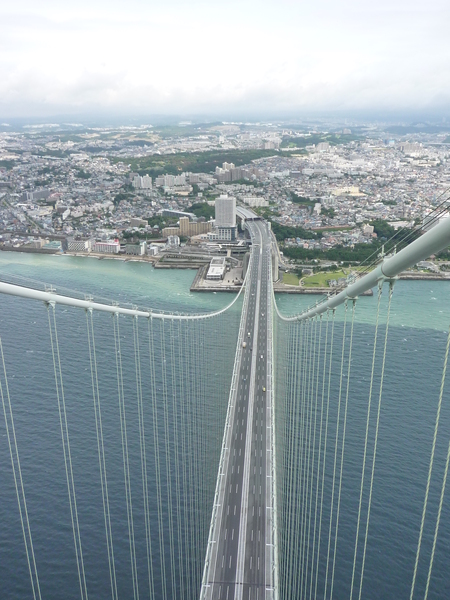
left=1, top=0, right=450, bottom=119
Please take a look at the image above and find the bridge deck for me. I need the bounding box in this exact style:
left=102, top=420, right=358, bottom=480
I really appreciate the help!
left=202, top=221, right=275, bottom=600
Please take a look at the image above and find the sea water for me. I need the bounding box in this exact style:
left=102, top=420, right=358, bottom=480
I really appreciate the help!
left=0, top=252, right=449, bottom=599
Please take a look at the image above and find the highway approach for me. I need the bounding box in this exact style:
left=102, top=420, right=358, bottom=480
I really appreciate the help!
left=201, top=218, right=277, bottom=600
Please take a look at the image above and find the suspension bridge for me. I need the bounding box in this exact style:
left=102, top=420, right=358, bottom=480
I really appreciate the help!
left=1, top=209, right=450, bottom=600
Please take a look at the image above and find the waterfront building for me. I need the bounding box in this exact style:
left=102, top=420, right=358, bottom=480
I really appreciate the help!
left=166, top=235, right=180, bottom=247
left=93, top=240, right=120, bottom=254
left=125, top=241, right=147, bottom=255
left=67, top=238, right=93, bottom=252
left=206, top=256, right=226, bottom=280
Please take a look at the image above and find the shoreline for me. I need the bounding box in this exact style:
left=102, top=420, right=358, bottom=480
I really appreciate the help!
left=2, top=249, right=449, bottom=296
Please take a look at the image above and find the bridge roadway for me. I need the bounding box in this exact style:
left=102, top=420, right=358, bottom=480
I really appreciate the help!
left=202, top=220, right=276, bottom=600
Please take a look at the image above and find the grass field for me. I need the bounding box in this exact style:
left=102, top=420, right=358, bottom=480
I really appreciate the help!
left=302, top=270, right=347, bottom=287
left=282, top=272, right=300, bottom=285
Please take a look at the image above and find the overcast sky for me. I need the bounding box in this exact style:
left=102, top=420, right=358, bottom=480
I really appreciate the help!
left=1, top=0, right=449, bottom=119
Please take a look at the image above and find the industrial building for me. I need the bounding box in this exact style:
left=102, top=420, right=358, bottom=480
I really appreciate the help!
left=206, top=256, right=226, bottom=280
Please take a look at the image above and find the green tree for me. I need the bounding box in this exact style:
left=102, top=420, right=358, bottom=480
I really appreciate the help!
left=270, top=221, right=321, bottom=241
left=188, top=202, right=215, bottom=220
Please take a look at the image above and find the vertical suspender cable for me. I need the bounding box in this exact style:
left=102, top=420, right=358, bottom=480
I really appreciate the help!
left=0, top=336, right=42, bottom=600
left=132, top=316, right=155, bottom=600
left=410, top=292, right=450, bottom=600
left=358, top=282, right=394, bottom=600
left=284, top=321, right=300, bottom=594
left=86, top=310, right=118, bottom=600
left=314, top=310, right=335, bottom=600
left=295, top=318, right=312, bottom=595
left=299, top=317, right=318, bottom=596
left=198, top=318, right=207, bottom=553
left=148, top=317, right=167, bottom=600
left=291, top=320, right=309, bottom=596
left=424, top=438, right=450, bottom=600
left=178, top=319, right=192, bottom=597
left=113, top=313, right=139, bottom=600
left=185, top=319, right=197, bottom=599
left=190, top=318, right=201, bottom=593
left=324, top=301, right=349, bottom=600
left=309, top=311, right=330, bottom=600
left=295, top=317, right=313, bottom=595
left=349, top=282, right=383, bottom=600
left=289, top=321, right=303, bottom=594
left=329, top=299, right=356, bottom=599
left=302, top=316, right=321, bottom=598
left=305, top=315, right=323, bottom=599
left=169, top=319, right=184, bottom=600
left=160, top=318, right=177, bottom=598
left=48, top=303, right=88, bottom=600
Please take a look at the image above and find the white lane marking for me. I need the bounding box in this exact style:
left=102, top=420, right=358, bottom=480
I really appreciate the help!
left=236, top=227, right=263, bottom=596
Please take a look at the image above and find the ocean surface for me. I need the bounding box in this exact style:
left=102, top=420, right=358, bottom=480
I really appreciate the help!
left=0, top=252, right=449, bottom=599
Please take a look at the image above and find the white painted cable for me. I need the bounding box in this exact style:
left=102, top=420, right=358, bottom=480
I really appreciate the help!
left=86, top=311, right=118, bottom=600
left=323, top=301, right=349, bottom=600
left=349, top=283, right=383, bottom=600
left=358, top=282, right=394, bottom=600
left=329, top=299, right=357, bottom=599
left=0, top=336, right=42, bottom=600
left=113, top=314, right=139, bottom=600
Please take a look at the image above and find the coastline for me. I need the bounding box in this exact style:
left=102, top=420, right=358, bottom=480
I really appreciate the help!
left=1, top=249, right=449, bottom=296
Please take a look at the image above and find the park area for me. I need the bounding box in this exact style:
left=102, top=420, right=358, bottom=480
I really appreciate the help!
left=282, top=268, right=353, bottom=288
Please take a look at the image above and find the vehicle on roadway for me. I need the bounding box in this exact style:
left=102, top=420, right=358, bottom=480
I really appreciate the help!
left=243, top=341, right=247, bottom=348
left=248, top=332, right=251, bottom=337
left=263, top=387, right=266, bottom=392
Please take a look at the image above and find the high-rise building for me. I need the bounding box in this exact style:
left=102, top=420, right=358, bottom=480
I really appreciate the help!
left=215, top=195, right=236, bottom=228
left=162, top=219, right=212, bottom=238
left=174, top=175, right=186, bottom=186
left=142, top=175, right=152, bottom=189
left=132, top=175, right=152, bottom=189
left=179, top=217, right=190, bottom=237
left=214, top=171, right=231, bottom=183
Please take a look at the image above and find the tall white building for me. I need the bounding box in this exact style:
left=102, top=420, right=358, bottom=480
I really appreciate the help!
left=132, top=175, right=152, bottom=189
left=215, top=195, right=236, bottom=227
left=141, top=175, right=152, bottom=189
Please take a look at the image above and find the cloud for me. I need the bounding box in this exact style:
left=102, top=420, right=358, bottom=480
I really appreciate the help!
left=1, top=0, right=450, bottom=117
